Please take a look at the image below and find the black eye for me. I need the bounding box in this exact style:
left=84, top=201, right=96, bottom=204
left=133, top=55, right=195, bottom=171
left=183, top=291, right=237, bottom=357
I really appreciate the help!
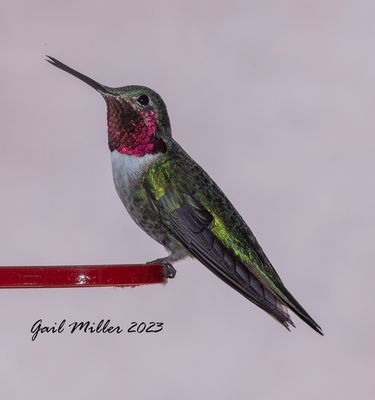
left=137, top=94, right=150, bottom=106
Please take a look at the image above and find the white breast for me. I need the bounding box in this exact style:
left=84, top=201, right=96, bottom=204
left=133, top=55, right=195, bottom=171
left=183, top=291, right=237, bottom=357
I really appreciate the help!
left=111, top=150, right=159, bottom=199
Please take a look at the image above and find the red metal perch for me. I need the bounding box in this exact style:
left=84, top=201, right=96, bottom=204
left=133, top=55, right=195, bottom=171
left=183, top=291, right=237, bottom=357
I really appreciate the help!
left=0, top=264, right=167, bottom=288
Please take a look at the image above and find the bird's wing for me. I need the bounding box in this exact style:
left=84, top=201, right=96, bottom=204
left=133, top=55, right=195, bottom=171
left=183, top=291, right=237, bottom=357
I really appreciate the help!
left=142, top=144, right=322, bottom=334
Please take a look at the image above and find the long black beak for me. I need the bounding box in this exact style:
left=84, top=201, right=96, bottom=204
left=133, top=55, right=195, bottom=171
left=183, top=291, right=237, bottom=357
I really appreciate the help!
left=46, top=56, right=113, bottom=96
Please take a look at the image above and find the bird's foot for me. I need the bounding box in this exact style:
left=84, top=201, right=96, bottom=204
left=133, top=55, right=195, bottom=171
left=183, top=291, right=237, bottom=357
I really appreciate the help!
left=147, top=258, right=177, bottom=279
left=163, top=263, right=177, bottom=279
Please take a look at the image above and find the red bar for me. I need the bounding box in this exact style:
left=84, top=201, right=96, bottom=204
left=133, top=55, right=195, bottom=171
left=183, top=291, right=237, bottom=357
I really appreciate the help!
left=0, top=264, right=166, bottom=288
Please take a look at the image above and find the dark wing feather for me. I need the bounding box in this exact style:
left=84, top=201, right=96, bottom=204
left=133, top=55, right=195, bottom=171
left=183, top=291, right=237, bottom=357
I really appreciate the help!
left=143, top=142, right=323, bottom=334
left=151, top=187, right=294, bottom=329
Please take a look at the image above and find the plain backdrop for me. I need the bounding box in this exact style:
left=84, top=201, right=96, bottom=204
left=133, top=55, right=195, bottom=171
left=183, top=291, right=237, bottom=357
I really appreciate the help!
left=0, top=1, right=374, bottom=399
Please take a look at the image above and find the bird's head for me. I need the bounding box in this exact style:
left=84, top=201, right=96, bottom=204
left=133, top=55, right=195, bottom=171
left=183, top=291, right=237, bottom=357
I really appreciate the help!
left=47, top=56, right=170, bottom=157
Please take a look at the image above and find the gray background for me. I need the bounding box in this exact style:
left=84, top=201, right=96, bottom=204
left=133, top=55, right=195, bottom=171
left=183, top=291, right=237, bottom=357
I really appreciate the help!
left=0, top=1, right=374, bottom=399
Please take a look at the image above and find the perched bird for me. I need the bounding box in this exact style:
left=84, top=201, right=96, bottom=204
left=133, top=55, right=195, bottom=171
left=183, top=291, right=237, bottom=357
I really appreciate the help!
left=47, top=56, right=323, bottom=335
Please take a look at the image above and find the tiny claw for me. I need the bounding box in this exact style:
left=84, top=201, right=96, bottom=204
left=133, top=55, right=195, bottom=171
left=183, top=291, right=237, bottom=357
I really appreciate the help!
left=146, top=258, right=177, bottom=279
left=164, top=263, right=176, bottom=279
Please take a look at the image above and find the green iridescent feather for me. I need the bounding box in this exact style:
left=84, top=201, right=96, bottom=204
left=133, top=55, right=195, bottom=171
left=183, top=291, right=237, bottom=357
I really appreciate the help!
left=143, top=141, right=278, bottom=286
left=142, top=140, right=322, bottom=334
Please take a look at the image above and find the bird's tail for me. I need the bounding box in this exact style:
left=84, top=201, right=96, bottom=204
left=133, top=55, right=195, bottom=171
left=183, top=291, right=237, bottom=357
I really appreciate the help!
left=199, top=254, right=298, bottom=331
left=209, top=257, right=323, bottom=335
left=273, top=283, right=324, bottom=335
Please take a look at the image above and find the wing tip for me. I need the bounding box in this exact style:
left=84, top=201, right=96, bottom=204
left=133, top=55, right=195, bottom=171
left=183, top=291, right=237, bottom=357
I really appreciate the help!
left=311, top=323, right=324, bottom=336
left=288, top=313, right=324, bottom=336
left=276, top=308, right=324, bottom=336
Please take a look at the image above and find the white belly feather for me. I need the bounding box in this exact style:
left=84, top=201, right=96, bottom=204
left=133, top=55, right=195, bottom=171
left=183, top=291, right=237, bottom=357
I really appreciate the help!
left=111, top=150, right=159, bottom=192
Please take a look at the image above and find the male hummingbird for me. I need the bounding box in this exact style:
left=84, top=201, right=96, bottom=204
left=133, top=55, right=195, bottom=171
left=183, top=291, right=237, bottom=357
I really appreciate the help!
left=47, top=56, right=323, bottom=335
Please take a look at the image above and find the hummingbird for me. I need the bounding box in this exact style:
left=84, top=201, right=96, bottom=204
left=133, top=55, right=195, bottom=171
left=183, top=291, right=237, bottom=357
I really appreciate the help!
left=46, top=56, right=323, bottom=335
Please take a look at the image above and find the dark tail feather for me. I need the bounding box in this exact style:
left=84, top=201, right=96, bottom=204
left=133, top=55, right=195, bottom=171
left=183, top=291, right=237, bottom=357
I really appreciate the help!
left=201, top=249, right=323, bottom=335
left=189, top=242, right=323, bottom=334
left=190, top=245, right=297, bottom=330
left=276, top=285, right=324, bottom=336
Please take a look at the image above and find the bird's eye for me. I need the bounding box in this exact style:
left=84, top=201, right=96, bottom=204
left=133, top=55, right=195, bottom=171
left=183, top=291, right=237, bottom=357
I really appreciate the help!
left=136, top=94, right=150, bottom=106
